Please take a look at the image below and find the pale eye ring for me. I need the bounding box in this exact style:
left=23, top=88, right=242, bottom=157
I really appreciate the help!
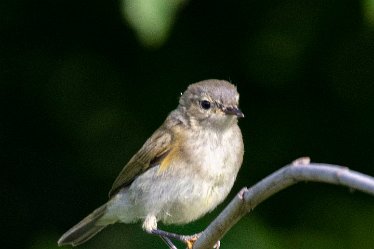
left=200, top=100, right=211, bottom=110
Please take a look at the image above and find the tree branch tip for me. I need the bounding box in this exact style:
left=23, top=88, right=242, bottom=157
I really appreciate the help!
left=192, top=161, right=374, bottom=249
left=292, top=156, right=311, bottom=166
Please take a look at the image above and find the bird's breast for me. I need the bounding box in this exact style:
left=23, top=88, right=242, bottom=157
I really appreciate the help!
left=182, top=126, right=242, bottom=184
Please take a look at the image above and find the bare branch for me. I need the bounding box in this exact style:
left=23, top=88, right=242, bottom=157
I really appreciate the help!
left=193, top=158, right=374, bottom=249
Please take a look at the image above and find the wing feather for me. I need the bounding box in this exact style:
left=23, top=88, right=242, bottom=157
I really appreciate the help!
left=108, top=126, right=173, bottom=197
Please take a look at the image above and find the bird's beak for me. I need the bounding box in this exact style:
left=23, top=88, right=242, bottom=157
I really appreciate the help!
left=223, top=106, right=245, bottom=118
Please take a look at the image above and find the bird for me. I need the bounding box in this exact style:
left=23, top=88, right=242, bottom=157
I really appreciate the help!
left=58, top=79, right=244, bottom=249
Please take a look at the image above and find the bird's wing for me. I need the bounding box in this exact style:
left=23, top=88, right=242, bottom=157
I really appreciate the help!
left=108, top=126, right=174, bottom=197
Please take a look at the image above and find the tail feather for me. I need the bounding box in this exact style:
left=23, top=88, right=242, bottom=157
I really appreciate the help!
left=58, top=204, right=109, bottom=246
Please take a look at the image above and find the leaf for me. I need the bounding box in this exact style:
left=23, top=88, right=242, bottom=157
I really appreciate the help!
left=121, top=0, right=187, bottom=48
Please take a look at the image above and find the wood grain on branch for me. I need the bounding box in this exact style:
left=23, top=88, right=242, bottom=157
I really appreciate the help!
left=193, top=158, right=374, bottom=249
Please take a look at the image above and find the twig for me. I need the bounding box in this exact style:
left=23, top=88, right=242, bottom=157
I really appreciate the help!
left=193, top=157, right=374, bottom=249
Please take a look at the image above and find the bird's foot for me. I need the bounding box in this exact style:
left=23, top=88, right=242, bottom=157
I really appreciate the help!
left=183, top=234, right=220, bottom=249
left=183, top=233, right=200, bottom=249
left=150, top=229, right=219, bottom=249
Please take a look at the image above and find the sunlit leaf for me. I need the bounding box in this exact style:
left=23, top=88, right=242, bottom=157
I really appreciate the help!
left=121, top=0, right=187, bottom=48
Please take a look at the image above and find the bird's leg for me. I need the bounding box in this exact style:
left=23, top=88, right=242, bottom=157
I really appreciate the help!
left=150, top=229, right=202, bottom=249
left=159, top=235, right=177, bottom=249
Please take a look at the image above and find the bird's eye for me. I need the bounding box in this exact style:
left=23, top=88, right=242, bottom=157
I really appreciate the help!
left=200, top=100, right=211, bottom=110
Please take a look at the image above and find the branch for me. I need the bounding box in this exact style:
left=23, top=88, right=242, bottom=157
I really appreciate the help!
left=193, top=157, right=374, bottom=249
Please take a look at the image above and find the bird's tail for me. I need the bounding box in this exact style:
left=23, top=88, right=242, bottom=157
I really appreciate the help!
left=58, top=203, right=110, bottom=246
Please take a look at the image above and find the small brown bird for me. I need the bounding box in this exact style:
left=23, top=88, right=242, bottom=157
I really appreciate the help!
left=58, top=79, right=244, bottom=248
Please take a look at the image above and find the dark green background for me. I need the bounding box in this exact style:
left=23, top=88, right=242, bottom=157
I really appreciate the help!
left=2, top=0, right=374, bottom=249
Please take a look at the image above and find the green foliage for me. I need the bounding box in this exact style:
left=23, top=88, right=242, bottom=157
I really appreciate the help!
left=364, top=0, right=374, bottom=26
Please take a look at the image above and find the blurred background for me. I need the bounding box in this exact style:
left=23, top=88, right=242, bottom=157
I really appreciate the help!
left=2, top=0, right=374, bottom=249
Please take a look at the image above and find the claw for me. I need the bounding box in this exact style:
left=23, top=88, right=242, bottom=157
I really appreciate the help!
left=184, top=234, right=199, bottom=249
left=213, top=240, right=221, bottom=249
left=184, top=235, right=220, bottom=249
left=238, top=187, right=248, bottom=200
